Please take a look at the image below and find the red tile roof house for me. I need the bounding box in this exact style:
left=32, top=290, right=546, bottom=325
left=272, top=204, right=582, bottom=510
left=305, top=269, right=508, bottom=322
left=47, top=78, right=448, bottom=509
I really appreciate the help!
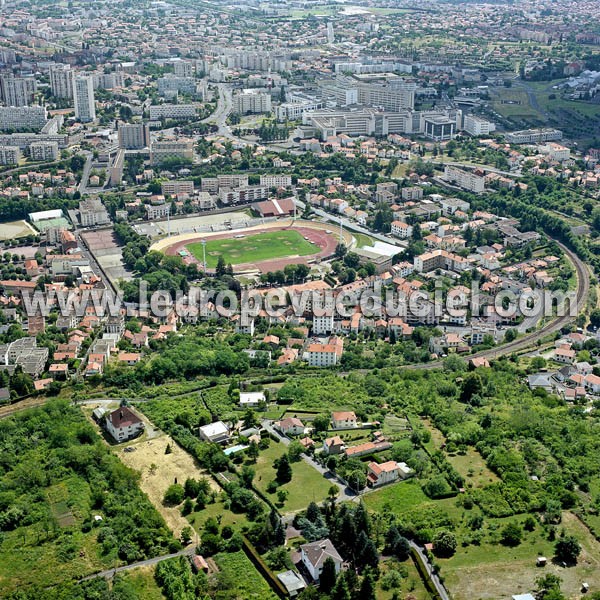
left=105, top=407, right=144, bottom=443
left=331, top=411, right=358, bottom=430
left=276, top=417, right=305, bottom=436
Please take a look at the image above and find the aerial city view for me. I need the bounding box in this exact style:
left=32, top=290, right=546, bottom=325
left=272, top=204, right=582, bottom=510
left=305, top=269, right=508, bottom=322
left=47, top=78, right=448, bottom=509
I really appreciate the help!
left=0, top=0, right=600, bottom=598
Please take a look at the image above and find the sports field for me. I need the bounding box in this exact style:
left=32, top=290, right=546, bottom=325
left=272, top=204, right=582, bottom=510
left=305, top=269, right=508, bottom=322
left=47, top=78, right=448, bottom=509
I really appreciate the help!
left=186, top=229, right=319, bottom=268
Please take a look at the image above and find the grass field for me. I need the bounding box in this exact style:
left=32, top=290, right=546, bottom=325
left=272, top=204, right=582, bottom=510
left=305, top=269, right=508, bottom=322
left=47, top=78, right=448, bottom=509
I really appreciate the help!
left=252, top=442, right=332, bottom=513
left=186, top=230, right=319, bottom=268
left=117, top=566, right=165, bottom=600
left=214, top=550, right=278, bottom=599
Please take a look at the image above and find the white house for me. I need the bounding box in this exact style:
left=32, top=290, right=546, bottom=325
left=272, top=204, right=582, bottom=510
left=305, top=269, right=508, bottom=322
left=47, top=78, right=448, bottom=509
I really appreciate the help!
left=331, top=411, right=357, bottom=429
left=584, top=373, right=600, bottom=394
left=239, top=391, right=265, bottom=408
left=554, top=346, right=576, bottom=364
left=300, top=539, right=343, bottom=581
left=366, top=460, right=412, bottom=487
left=105, top=407, right=144, bottom=443
left=391, top=220, right=413, bottom=239
left=276, top=417, right=305, bottom=436
left=199, top=421, right=230, bottom=444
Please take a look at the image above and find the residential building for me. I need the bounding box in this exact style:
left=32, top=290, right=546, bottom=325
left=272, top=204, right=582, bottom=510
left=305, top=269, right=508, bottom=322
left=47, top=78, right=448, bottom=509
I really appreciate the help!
left=49, top=64, right=73, bottom=99
left=0, top=75, right=36, bottom=107
left=239, top=391, right=265, bottom=408
left=73, top=74, right=96, bottom=122
left=306, top=337, right=343, bottom=367
left=232, top=90, right=272, bottom=114
left=79, top=197, right=110, bottom=227
left=29, top=141, right=59, bottom=161
left=443, top=165, right=485, bottom=193
left=0, top=106, right=47, bottom=131
left=105, top=407, right=144, bottom=443
left=150, top=138, right=194, bottom=166
left=157, top=75, right=197, bottom=97
left=277, top=417, right=305, bottom=436
left=331, top=410, right=357, bottom=429
left=118, top=123, right=150, bottom=149
left=391, top=220, right=413, bottom=239
left=366, top=460, right=412, bottom=487
left=148, top=104, right=197, bottom=120
left=198, top=421, right=230, bottom=444
left=0, top=146, right=20, bottom=165
left=313, top=313, right=334, bottom=335
left=218, top=185, right=268, bottom=205
left=322, top=436, right=345, bottom=455
left=300, top=539, right=343, bottom=581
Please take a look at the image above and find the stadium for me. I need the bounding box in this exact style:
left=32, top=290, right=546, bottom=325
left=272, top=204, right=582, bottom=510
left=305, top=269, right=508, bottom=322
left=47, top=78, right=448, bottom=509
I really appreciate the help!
left=150, top=219, right=353, bottom=275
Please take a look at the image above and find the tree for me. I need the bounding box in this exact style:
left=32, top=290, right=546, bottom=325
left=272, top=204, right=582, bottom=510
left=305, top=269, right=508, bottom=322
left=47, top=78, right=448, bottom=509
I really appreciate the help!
left=240, top=465, right=255, bottom=489
left=347, top=470, right=366, bottom=492
left=312, top=414, right=330, bottom=433
left=277, top=489, right=288, bottom=505
left=359, top=570, right=377, bottom=600
left=460, top=372, right=483, bottom=404
left=335, top=243, right=347, bottom=259
left=180, top=525, right=193, bottom=545
left=319, top=557, right=338, bottom=594
left=500, top=521, right=523, bottom=547
left=216, top=255, right=226, bottom=277
left=554, top=535, right=581, bottom=565
left=163, top=484, right=185, bottom=506
left=433, top=530, right=457, bottom=557
left=275, top=454, right=292, bottom=484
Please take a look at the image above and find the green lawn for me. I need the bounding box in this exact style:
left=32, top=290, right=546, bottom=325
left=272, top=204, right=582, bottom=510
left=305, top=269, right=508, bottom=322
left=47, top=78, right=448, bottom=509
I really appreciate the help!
left=186, top=230, right=319, bottom=268
left=353, top=232, right=375, bottom=248
left=213, top=550, right=278, bottom=599
left=117, top=566, right=166, bottom=600
left=252, top=442, right=332, bottom=513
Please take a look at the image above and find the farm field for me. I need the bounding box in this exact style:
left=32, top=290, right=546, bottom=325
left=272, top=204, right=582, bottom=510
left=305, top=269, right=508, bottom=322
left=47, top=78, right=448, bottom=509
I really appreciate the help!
left=186, top=230, right=319, bottom=268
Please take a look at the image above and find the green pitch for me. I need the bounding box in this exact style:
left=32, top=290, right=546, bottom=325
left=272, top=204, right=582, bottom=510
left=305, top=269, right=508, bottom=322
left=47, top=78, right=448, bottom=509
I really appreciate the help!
left=186, top=229, right=320, bottom=268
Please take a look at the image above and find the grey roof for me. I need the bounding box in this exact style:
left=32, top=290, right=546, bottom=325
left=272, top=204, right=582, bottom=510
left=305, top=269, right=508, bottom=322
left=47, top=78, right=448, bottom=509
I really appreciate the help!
left=527, top=373, right=553, bottom=389
left=301, top=539, right=343, bottom=569
left=277, top=570, right=306, bottom=594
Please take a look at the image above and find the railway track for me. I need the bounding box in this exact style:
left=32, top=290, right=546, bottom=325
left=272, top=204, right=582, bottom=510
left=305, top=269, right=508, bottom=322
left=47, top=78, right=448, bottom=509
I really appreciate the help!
left=413, top=239, right=591, bottom=370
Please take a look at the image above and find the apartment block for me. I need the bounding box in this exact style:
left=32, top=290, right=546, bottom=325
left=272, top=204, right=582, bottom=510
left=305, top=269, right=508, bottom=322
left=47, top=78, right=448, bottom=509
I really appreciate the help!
left=79, top=197, right=110, bottom=227
left=505, top=128, right=563, bottom=144
left=150, top=138, right=194, bottom=165
left=232, top=90, right=272, bottom=114
left=0, top=145, right=20, bottom=165
left=401, top=186, right=423, bottom=201
left=218, top=185, right=268, bottom=205
left=118, top=122, right=150, bottom=149
left=259, top=174, right=292, bottom=188
left=29, top=141, right=59, bottom=161
left=443, top=165, right=485, bottom=193
left=161, top=180, right=195, bottom=196
left=73, top=74, right=96, bottom=122
left=0, top=106, right=47, bottom=131
left=148, top=104, right=197, bottom=120
left=49, top=64, right=73, bottom=99
left=0, top=75, right=36, bottom=107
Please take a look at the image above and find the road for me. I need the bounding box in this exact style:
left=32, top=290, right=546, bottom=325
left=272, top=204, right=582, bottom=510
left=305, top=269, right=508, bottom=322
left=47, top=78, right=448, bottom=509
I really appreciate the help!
left=79, top=547, right=195, bottom=582
left=410, top=541, right=450, bottom=600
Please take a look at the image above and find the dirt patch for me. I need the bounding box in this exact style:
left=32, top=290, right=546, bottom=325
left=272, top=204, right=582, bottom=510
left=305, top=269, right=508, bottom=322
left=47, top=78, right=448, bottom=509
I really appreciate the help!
left=118, top=434, right=220, bottom=540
